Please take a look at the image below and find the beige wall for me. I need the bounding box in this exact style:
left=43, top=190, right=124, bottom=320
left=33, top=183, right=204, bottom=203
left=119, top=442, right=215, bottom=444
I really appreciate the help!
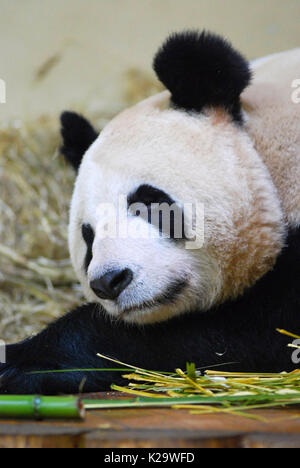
left=0, top=0, right=299, bottom=121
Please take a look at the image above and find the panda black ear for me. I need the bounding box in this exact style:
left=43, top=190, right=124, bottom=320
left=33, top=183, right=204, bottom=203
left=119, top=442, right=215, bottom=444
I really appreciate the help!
left=153, top=30, right=252, bottom=123
left=60, top=111, right=98, bottom=171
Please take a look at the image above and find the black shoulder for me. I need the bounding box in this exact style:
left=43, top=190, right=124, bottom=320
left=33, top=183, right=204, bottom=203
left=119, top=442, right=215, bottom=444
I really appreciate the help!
left=153, top=30, right=252, bottom=123
left=60, top=111, right=98, bottom=171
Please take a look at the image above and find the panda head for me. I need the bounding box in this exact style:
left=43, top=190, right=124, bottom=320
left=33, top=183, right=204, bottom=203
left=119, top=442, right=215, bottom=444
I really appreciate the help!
left=61, top=31, right=285, bottom=324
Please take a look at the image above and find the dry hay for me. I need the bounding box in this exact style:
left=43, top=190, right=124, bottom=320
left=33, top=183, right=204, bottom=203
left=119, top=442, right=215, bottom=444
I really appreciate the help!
left=0, top=116, right=82, bottom=341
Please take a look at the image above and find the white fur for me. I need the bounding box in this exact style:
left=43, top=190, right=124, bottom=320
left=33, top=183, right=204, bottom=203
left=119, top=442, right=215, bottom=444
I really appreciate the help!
left=69, top=89, right=284, bottom=324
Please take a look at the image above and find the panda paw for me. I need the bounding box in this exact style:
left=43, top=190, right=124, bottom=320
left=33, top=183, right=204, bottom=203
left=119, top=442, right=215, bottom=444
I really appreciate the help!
left=0, top=364, right=40, bottom=395
left=0, top=343, right=46, bottom=394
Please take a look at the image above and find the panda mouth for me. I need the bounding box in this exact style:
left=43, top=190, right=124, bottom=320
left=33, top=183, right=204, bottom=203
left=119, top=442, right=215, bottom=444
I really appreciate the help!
left=117, top=279, right=188, bottom=317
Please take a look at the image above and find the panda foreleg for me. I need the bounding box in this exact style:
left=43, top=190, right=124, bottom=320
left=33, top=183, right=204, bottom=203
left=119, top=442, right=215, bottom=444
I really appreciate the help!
left=0, top=304, right=126, bottom=395
left=0, top=287, right=299, bottom=395
left=0, top=302, right=226, bottom=395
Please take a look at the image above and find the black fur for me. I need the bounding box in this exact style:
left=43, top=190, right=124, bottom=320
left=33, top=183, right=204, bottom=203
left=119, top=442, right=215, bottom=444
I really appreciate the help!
left=60, top=112, right=98, bottom=170
left=128, top=184, right=186, bottom=240
left=82, top=224, right=95, bottom=272
left=0, top=227, right=299, bottom=395
left=153, top=30, right=252, bottom=122
left=128, top=184, right=175, bottom=207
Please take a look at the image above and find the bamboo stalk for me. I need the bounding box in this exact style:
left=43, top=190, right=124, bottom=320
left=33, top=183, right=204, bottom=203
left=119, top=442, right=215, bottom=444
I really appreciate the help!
left=277, top=329, right=300, bottom=340
left=82, top=393, right=300, bottom=411
left=0, top=396, right=85, bottom=420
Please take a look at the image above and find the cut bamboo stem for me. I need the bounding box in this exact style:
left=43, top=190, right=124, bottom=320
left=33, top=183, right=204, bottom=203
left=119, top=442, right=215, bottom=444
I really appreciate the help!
left=0, top=396, right=85, bottom=420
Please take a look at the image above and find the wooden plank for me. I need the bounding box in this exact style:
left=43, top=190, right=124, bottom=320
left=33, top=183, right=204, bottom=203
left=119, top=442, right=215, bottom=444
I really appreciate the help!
left=0, top=434, right=83, bottom=449
left=0, top=393, right=299, bottom=448
left=241, top=433, right=300, bottom=449
left=84, top=429, right=243, bottom=448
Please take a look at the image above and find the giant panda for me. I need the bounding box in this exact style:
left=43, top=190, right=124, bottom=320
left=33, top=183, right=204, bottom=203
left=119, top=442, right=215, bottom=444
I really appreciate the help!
left=1, top=31, right=300, bottom=395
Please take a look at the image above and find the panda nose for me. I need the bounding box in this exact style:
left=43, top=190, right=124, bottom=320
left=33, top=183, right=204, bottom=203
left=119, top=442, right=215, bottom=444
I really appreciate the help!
left=90, top=268, right=133, bottom=300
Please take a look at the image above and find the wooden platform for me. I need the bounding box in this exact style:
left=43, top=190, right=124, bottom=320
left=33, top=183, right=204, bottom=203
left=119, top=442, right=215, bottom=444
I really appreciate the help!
left=0, top=393, right=300, bottom=448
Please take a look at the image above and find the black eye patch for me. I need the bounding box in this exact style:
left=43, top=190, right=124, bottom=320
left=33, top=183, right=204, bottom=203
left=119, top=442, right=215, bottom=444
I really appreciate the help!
left=128, top=184, right=175, bottom=207
left=128, top=184, right=186, bottom=240
left=81, top=224, right=95, bottom=272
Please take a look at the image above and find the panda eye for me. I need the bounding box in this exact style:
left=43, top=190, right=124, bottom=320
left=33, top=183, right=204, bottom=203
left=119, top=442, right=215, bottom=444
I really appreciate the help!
left=82, top=224, right=95, bottom=246
left=127, top=184, right=174, bottom=207
left=127, top=185, right=185, bottom=240
left=81, top=224, right=95, bottom=272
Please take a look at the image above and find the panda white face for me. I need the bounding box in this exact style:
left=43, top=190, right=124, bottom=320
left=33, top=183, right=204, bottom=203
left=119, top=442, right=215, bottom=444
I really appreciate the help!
left=62, top=31, right=286, bottom=324
left=67, top=91, right=284, bottom=324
